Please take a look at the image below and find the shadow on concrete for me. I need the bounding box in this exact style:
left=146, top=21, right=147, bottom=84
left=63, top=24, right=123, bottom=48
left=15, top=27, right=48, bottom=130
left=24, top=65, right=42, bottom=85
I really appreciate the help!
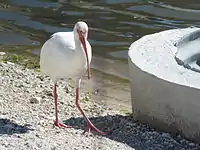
left=0, top=118, right=34, bottom=135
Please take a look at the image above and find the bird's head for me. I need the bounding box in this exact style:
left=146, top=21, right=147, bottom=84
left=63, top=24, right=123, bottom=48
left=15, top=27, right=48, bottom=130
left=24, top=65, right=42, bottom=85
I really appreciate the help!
left=74, top=21, right=88, bottom=40
left=73, top=21, right=91, bottom=79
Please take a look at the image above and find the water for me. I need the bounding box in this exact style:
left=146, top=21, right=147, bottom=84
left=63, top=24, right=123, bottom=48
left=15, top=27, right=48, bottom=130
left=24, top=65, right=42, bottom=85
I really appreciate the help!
left=1, top=0, right=200, bottom=110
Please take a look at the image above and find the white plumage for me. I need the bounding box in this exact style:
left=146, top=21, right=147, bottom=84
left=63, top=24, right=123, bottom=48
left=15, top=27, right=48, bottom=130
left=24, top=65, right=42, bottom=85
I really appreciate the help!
left=40, top=23, right=92, bottom=82
left=39, top=21, right=106, bottom=135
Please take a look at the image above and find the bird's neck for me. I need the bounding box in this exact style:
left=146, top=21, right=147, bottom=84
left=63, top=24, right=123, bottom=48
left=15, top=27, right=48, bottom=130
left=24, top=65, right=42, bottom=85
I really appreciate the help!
left=74, top=39, right=82, bottom=49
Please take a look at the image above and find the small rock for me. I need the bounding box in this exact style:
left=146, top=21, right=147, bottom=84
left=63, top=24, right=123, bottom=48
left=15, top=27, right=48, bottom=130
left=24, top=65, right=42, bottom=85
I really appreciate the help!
left=64, top=85, right=71, bottom=93
left=41, top=98, right=49, bottom=103
left=189, top=142, right=195, bottom=147
left=25, top=80, right=30, bottom=84
left=180, top=139, right=187, bottom=144
left=46, top=91, right=53, bottom=97
left=6, top=61, right=15, bottom=65
left=93, top=89, right=99, bottom=95
left=36, top=75, right=44, bottom=81
left=162, top=132, right=171, bottom=138
left=83, top=95, right=90, bottom=101
left=30, top=97, right=41, bottom=104
left=35, top=89, right=42, bottom=94
left=0, top=52, right=6, bottom=55
left=16, top=135, right=21, bottom=138
left=35, top=134, right=40, bottom=138
left=2, top=141, right=9, bottom=147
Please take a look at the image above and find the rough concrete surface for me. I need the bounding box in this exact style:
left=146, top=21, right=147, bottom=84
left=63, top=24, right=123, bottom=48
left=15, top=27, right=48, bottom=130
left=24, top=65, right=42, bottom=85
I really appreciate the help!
left=128, top=27, right=200, bottom=143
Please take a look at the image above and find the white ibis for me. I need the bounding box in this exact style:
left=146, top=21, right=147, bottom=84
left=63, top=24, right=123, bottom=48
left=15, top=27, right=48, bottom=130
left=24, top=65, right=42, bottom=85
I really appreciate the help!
left=40, top=21, right=106, bottom=135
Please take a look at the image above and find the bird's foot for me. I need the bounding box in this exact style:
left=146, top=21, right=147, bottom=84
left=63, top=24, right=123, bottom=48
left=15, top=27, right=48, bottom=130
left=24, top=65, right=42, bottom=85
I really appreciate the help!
left=83, top=122, right=108, bottom=136
left=54, top=121, right=71, bottom=128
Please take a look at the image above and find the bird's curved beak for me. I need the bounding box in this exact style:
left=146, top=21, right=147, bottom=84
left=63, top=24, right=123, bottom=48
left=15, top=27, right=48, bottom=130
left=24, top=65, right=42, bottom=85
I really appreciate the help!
left=78, top=31, right=91, bottom=79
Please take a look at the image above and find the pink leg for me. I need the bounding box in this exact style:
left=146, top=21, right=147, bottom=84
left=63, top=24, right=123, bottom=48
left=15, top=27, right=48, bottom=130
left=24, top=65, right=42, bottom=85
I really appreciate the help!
left=75, top=79, right=107, bottom=135
left=53, top=84, right=71, bottom=128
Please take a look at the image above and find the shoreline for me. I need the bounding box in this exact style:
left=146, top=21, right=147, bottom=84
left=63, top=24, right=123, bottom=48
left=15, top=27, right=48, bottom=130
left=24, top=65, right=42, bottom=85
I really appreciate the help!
left=1, top=52, right=132, bottom=112
left=0, top=53, right=200, bottom=150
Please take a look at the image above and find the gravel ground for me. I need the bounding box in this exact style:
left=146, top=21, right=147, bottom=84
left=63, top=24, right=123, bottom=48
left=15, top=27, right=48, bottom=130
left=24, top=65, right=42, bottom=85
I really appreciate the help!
left=0, top=56, right=200, bottom=150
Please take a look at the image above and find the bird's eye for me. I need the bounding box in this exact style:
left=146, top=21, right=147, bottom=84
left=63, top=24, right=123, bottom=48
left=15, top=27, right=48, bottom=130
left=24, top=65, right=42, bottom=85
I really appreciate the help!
left=77, top=29, right=86, bottom=35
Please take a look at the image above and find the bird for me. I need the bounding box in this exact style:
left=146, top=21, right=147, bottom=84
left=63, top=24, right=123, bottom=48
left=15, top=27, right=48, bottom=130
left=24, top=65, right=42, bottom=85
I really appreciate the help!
left=40, top=21, right=106, bottom=135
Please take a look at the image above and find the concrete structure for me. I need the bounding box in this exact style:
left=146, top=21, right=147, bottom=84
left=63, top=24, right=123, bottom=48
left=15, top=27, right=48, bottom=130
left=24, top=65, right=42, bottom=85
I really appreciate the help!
left=128, top=27, right=200, bottom=143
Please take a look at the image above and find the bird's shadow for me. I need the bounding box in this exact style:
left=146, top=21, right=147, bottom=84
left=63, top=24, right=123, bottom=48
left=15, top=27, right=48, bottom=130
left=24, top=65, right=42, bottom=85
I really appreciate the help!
left=63, top=114, right=154, bottom=149
left=0, top=118, right=34, bottom=135
left=63, top=114, right=192, bottom=149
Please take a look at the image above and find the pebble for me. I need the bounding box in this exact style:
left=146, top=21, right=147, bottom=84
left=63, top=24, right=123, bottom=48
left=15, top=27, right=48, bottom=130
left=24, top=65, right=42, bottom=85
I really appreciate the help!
left=189, top=142, right=196, bottom=147
left=6, top=61, right=14, bottom=65
left=41, top=98, right=49, bottom=103
left=180, top=139, right=187, bottom=144
left=162, top=133, right=171, bottom=138
left=64, top=85, right=71, bottom=93
left=0, top=52, right=6, bottom=55
left=30, top=97, right=41, bottom=104
left=46, top=91, right=53, bottom=97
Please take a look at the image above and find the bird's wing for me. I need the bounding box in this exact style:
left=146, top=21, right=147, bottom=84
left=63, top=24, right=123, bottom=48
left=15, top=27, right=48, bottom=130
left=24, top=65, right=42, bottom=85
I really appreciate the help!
left=50, top=32, right=75, bottom=52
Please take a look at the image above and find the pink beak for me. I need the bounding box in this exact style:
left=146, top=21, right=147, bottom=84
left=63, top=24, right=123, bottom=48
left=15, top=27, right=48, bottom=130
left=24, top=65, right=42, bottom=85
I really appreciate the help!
left=78, top=32, right=91, bottom=79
